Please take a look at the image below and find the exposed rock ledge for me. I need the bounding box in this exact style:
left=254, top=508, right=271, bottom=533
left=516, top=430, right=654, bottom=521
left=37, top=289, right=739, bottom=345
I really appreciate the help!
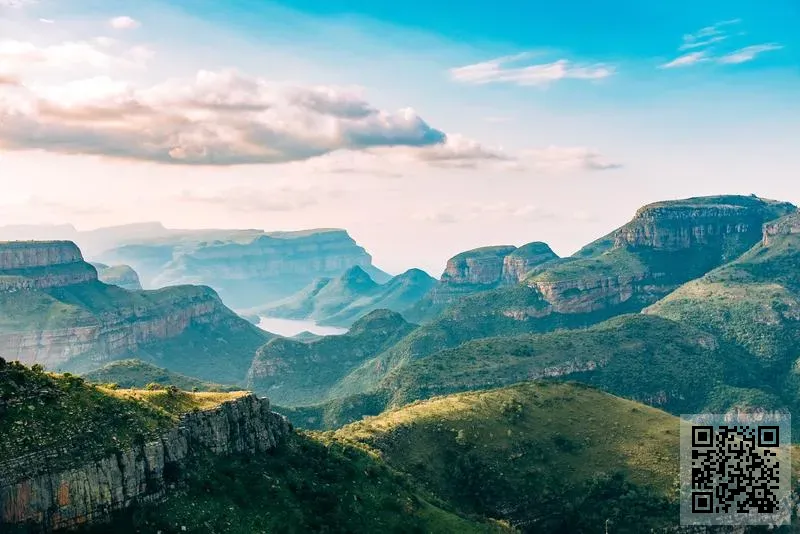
left=0, top=394, right=291, bottom=532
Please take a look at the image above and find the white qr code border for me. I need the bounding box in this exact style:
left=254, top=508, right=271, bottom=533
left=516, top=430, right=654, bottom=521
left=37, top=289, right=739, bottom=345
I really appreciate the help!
left=680, top=413, right=792, bottom=526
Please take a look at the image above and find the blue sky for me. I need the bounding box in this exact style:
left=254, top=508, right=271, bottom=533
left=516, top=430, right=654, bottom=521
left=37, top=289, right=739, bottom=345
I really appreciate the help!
left=0, top=0, right=798, bottom=274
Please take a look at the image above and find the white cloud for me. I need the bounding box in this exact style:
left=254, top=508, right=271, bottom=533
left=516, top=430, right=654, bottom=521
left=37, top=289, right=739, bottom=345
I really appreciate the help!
left=718, top=43, right=783, bottom=64
left=110, top=16, right=140, bottom=30
left=412, top=202, right=558, bottom=225
left=449, top=54, right=614, bottom=87
left=660, top=51, right=708, bottom=69
left=0, top=0, right=36, bottom=6
left=662, top=20, right=781, bottom=69
left=0, top=68, right=448, bottom=165
left=38, top=18, right=54, bottom=24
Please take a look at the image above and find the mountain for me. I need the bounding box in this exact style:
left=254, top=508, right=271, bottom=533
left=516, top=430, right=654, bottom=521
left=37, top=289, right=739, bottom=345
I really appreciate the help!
left=98, top=227, right=392, bottom=308
left=256, top=266, right=436, bottom=327
left=83, top=359, right=239, bottom=391
left=0, top=361, right=500, bottom=534
left=90, top=263, right=142, bottom=290
left=334, top=381, right=681, bottom=533
left=246, top=309, right=416, bottom=406
left=0, top=240, right=271, bottom=384
left=326, top=195, right=797, bottom=396
left=404, top=242, right=559, bottom=323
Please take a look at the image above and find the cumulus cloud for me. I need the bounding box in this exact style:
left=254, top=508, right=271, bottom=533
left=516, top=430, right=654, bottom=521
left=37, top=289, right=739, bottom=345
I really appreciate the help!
left=662, top=20, right=781, bottom=68
left=110, top=16, right=140, bottom=30
left=0, top=69, right=450, bottom=165
left=177, top=186, right=333, bottom=212
left=449, top=53, right=614, bottom=87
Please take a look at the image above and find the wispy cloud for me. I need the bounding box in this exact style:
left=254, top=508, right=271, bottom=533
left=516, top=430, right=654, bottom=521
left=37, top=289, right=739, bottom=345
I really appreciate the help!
left=412, top=202, right=558, bottom=225
left=661, top=19, right=781, bottom=68
left=177, top=186, right=338, bottom=212
left=718, top=44, right=783, bottom=64
left=449, top=53, right=614, bottom=87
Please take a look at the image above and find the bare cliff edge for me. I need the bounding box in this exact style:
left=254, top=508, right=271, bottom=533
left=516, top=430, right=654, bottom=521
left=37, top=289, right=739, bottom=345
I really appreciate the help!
left=0, top=241, right=269, bottom=381
left=0, top=394, right=290, bottom=532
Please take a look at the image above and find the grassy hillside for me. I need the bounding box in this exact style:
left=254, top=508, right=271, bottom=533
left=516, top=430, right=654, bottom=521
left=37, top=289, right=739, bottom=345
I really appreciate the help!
left=247, top=310, right=416, bottom=405
left=83, top=359, right=239, bottom=391
left=256, top=266, right=436, bottom=327
left=0, top=358, right=246, bottom=471
left=334, top=381, right=681, bottom=533
left=0, top=360, right=506, bottom=534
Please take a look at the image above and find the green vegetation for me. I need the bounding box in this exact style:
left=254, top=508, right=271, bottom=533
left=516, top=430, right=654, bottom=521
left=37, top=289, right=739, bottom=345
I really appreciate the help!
left=255, top=266, right=435, bottom=327
left=335, top=381, right=681, bottom=533
left=247, top=310, right=415, bottom=405
left=83, top=359, right=239, bottom=391
left=79, top=431, right=508, bottom=534
left=0, top=359, right=244, bottom=471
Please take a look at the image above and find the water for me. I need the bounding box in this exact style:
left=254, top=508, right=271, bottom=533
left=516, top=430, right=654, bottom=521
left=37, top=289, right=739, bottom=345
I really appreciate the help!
left=257, top=316, right=348, bottom=337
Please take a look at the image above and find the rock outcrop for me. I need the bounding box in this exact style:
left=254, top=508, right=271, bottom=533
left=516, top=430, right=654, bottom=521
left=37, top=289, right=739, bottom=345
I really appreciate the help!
left=763, top=211, right=800, bottom=245
left=99, top=228, right=391, bottom=308
left=0, top=395, right=290, bottom=532
left=0, top=241, right=97, bottom=290
left=91, top=263, right=143, bottom=290
left=404, top=242, right=558, bottom=323
left=0, top=241, right=270, bottom=380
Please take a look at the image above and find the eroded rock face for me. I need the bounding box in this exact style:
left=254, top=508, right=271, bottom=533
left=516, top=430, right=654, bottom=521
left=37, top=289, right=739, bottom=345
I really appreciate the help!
left=0, top=287, right=232, bottom=368
left=0, top=242, right=97, bottom=290
left=92, top=264, right=143, bottom=290
left=763, top=212, right=800, bottom=246
left=0, top=395, right=291, bottom=532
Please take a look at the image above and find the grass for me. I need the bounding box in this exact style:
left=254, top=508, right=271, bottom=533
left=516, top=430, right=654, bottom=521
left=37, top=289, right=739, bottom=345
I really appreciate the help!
left=0, top=359, right=245, bottom=474
left=83, top=359, right=239, bottom=391
left=334, top=381, right=681, bottom=533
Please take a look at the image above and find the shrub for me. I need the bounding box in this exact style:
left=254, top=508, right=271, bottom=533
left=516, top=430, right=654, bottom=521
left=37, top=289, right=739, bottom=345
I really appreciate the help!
left=145, top=383, right=165, bottom=391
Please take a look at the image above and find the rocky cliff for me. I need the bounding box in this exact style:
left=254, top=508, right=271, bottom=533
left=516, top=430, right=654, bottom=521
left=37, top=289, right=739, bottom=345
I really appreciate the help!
left=514, top=195, right=797, bottom=319
left=0, top=394, right=290, bottom=532
left=0, top=241, right=97, bottom=290
left=0, top=241, right=270, bottom=381
left=99, top=228, right=390, bottom=308
left=404, top=242, right=558, bottom=323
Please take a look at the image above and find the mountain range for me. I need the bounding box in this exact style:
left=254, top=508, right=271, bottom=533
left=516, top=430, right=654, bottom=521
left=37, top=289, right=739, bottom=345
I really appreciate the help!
left=4, top=193, right=800, bottom=532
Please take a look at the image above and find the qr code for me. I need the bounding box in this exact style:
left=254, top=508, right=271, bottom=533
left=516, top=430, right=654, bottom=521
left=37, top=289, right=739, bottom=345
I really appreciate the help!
left=680, top=413, right=792, bottom=526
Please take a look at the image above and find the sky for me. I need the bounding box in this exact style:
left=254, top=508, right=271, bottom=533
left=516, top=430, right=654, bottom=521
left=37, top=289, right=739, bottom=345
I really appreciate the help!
left=0, top=0, right=798, bottom=275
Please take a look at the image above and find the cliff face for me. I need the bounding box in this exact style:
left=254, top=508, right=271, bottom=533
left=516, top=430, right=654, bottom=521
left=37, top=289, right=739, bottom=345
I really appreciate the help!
left=0, top=241, right=269, bottom=379
left=100, top=228, right=389, bottom=308
left=763, top=211, right=800, bottom=246
left=0, top=241, right=97, bottom=290
left=0, top=395, right=290, bottom=532
left=515, top=196, right=798, bottom=319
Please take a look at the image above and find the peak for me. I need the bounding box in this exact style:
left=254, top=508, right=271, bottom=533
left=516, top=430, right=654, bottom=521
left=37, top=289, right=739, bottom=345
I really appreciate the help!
left=509, top=242, right=557, bottom=258
left=394, top=268, right=435, bottom=282
left=340, top=265, right=374, bottom=283
left=349, top=309, right=409, bottom=332
left=450, top=245, right=517, bottom=262
left=635, top=195, right=796, bottom=218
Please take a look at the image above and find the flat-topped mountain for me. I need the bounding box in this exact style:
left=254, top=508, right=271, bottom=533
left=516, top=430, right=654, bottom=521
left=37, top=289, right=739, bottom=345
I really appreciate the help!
left=98, top=227, right=391, bottom=308
left=257, top=265, right=436, bottom=327
left=405, top=242, right=559, bottom=323
left=90, top=263, right=142, bottom=290
left=0, top=241, right=271, bottom=383
left=298, top=195, right=799, bottom=402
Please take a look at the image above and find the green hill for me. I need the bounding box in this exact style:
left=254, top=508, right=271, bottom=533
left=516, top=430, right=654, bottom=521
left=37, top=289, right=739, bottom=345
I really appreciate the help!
left=83, top=359, right=239, bottom=391
left=246, top=310, right=416, bottom=406
left=334, top=381, right=681, bottom=533
left=255, top=266, right=436, bottom=327
left=1, top=360, right=506, bottom=534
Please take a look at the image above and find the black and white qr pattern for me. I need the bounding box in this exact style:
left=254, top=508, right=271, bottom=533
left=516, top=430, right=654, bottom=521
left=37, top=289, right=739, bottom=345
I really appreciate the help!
left=680, top=414, right=791, bottom=526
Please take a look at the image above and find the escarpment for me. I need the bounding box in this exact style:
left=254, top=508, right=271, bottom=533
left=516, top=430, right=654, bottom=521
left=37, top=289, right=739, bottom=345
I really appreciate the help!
left=100, top=228, right=390, bottom=307
left=0, top=394, right=290, bottom=532
left=0, top=241, right=270, bottom=378
left=91, top=263, right=143, bottom=290
left=0, top=241, right=97, bottom=290
left=513, top=196, right=797, bottom=319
